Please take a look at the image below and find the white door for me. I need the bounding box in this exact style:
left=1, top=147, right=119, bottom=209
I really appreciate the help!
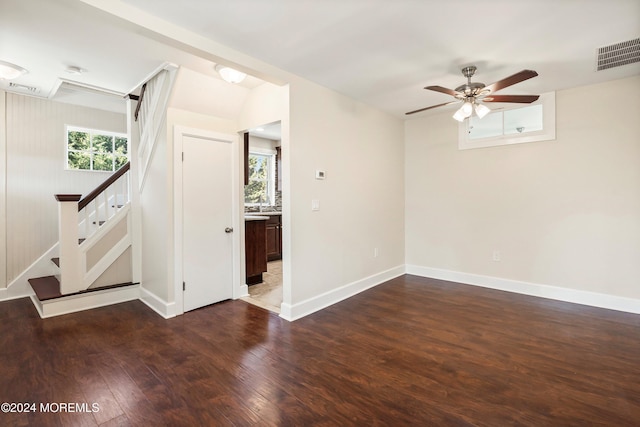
left=182, top=134, right=234, bottom=311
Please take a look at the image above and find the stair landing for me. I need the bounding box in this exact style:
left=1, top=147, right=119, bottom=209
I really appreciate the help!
left=28, top=276, right=137, bottom=302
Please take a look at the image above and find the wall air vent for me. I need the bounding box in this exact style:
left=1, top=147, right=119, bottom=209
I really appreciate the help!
left=8, top=82, right=39, bottom=93
left=596, top=38, right=640, bottom=71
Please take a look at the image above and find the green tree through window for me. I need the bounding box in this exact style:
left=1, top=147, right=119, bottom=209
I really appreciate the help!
left=67, top=126, right=128, bottom=171
left=244, top=152, right=274, bottom=205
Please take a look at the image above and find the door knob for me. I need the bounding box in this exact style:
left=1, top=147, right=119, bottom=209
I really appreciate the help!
left=225, top=227, right=234, bottom=233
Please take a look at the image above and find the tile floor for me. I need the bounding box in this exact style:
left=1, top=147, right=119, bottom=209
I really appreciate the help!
left=241, top=260, right=283, bottom=313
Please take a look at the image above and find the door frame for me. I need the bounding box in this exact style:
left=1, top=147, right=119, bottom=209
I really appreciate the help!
left=172, top=126, right=244, bottom=316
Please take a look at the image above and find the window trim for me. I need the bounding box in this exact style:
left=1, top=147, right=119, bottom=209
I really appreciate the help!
left=458, top=92, right=556, bottom=150
left=244, top=148, right=276, bottom=206
left=65, top=125, right=129, bottom=172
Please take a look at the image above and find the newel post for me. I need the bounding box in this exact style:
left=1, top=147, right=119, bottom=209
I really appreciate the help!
left=55, top=194, right=83, bottom=294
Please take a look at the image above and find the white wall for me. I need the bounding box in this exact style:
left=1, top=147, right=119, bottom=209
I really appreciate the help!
left=139, top=122, right=170, bottom=301
left=169, top=67, right=249, bottom=120
left=249, top=135, right=278, bottom=152
left=3, top=92, right=126, bottom=285
left=238, top=82, right=288, bottom=133
left=286, top=78, right=405, bottom=317
left=405, top=76, right=640, bottom=303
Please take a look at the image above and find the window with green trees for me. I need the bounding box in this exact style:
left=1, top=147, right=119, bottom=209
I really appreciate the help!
left=244, top=152, right=275, bottom=205
left=66, top=126, right=128, bottom=172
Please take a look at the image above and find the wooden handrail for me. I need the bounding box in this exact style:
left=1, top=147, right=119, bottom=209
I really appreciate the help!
left=134, top=83, right=146, bottom=122
left=78, top=162, right=130, bottom=211
left=55, top=194, right=82, bottom=202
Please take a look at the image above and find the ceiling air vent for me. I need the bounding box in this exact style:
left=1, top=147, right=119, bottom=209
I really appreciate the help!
left=596, top=38, right=640, bottom=71
left=8, top=82, right=39, bottom=93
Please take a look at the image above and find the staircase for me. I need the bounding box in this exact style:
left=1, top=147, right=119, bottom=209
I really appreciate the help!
left=27, top=162, right=139, bottom=318
left=22, top=66, right=178, bottom=318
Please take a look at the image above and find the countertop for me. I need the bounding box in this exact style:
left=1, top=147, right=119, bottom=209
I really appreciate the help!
left=244, top=215, right=269, bottom=221
left=244, top=211, right=282, bottom=216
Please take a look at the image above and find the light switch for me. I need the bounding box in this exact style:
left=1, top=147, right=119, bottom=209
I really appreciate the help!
left=311, top=199, right=320, bottom=211
left=315, top=170, right=326, bottom=180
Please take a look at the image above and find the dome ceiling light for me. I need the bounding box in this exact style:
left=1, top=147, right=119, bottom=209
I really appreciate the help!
left=215, top=64, right=247, bottom=84
left=0, top=60, right=28, bottom=80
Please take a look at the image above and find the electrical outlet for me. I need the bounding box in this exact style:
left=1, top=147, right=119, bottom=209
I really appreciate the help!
left=492, top=250, right=501, bottom=262
left=311, top=199, right=320, bottom=211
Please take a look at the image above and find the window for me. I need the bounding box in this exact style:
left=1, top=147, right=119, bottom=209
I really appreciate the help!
left=245, top=151, right=276, bottom=205
left=459, top=92, right=556, bottom=150
left=66, top=126, right=128, bottom=171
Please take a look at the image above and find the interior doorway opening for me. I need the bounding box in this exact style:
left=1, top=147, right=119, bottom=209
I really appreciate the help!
left=240, top=121, right=284, bottom=314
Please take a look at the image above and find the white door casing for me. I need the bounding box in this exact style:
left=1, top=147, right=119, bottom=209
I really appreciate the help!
left=173, top=127, right=240, bottom=314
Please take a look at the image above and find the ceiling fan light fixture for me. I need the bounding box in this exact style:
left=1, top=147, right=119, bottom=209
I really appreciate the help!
left=474, top=103, right=490, bottom=119
left=407, top=65, right=540, bottom=118
left=215, top=64, right=247, bottom=84
left=0, top=60, right=28, bottom=80
left=461, top=101, right=473, bottom=117
left=453, top=102, right=472, bottom=122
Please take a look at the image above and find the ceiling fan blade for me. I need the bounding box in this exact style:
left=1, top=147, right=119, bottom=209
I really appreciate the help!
left=483, top=95, right=540, bottom=103
left=424, top=85, right=460, bottom=97
left=484, top=70, right=538, bottom=94
left=406, top=100, right=460, bottom=115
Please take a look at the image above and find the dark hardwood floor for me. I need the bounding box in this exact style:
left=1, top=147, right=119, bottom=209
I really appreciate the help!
left=1, top=275, right=639, bottom=426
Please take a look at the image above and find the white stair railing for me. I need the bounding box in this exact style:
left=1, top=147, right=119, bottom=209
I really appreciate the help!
left=55, top=163, right=131, bottom=294
left=136, top=64, right=178, bottom=190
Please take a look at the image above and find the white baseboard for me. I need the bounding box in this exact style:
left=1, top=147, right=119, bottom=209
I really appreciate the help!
left=0, top=283, right=34, bottom=302
left=139, top=286, right=176, bottom=319
left=0, top=243, right=59, bottom=302
left=280, top=265, right=406, bottom=322
left=33, top=284, right=140, bottom=319
left=406, top=265, right=640, bottom=315
left=234, top=284, right=249, bottom=299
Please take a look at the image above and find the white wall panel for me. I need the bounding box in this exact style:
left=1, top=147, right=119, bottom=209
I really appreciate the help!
left=288, top=78, right=405, bottom=305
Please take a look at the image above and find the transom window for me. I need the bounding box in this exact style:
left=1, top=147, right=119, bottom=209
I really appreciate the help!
left=66, top=126, right=128, bottom=171
left=459, top=92, right=556, bottom=150
left=245, top=151, right=276, bottom=206
left=468, top=104, right=543, bottom=140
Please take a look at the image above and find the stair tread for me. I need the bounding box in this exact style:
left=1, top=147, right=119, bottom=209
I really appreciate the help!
left=28, top=276, right=62, bottom=301
left=28, top=277, right=137, bottom=302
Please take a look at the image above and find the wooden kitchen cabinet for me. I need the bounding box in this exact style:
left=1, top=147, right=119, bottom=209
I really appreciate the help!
left=266, top=215, right=282, bottom=261
left=245, top=218, right=267, bottom=285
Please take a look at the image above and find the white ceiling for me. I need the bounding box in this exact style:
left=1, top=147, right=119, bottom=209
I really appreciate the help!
left=0, top=0, right=264, bottom=113
left=249, top=121, right=282, bottom=141
left=2, top=0, right=639, bottom=117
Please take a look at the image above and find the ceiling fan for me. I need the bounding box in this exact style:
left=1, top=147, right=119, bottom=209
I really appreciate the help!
left=406, top=65, right=540, bottom=121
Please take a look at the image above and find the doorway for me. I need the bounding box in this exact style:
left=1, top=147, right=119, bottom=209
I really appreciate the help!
left=241, top=121, right=284, bottom=313
left=173, top=127, right=240, bottom=313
